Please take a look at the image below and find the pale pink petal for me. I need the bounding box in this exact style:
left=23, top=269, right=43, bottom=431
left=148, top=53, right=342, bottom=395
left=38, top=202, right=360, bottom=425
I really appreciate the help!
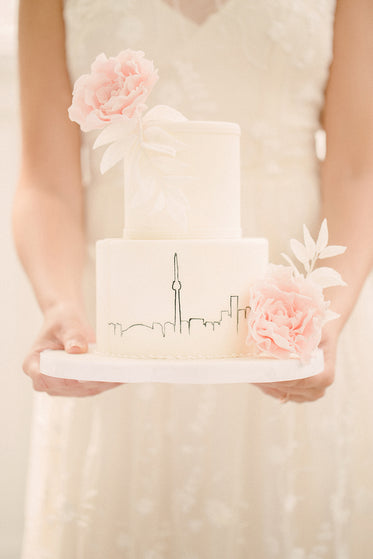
left=68, top=49, right=159, bottom=131
left=246, top=264, right=328, bottom=360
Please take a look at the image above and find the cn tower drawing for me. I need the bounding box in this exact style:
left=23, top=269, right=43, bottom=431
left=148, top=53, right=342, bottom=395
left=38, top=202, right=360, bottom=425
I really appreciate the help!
left=172, top=253, right=182, bottom=334
left=108, top=252, right=250, bottom=338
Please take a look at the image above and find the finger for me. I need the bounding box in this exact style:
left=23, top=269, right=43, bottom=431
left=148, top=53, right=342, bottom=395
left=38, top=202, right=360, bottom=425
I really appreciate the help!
left=282, top=386, right=327, bottom=403
left=286, top=393, right=324, bottom=403
left=60, top=328, right=89, bottom=354
left=76, top=380, right=123, bottom=389
left=256, top=385, right=286, bottom=400
left=74, top=382, right=124, bottom=397
left=24, top=350, right=80, bottom=392
left=254, top=370, right=330, bottom=392
left=286, top=395, right=306, bottom=403
left=47, top=381, right=124, bottom=397
left=254, top=378, right=309, bottom=390
left=24, top=335, right=122, bottom=395
left=256, top=381, right=327, bottom=403
left=23, top=352, right=51, bottom=392
left=23, top=350, right=43, bottom=381
left=256, top=384, right=306, bottom=403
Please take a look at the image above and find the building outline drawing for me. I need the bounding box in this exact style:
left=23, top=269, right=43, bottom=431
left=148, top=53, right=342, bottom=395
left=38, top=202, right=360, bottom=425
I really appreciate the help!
left=108, top=253, right=250, bottom=338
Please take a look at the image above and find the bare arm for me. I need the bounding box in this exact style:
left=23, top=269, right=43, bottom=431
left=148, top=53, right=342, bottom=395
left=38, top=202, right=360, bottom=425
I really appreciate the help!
left=257, top=0, right=373, bottom=403
left=14, top=0, right=121, bottom=396
left=14, top=0, right=85, bottom=313
left=320, top=0, right=373, bottom=324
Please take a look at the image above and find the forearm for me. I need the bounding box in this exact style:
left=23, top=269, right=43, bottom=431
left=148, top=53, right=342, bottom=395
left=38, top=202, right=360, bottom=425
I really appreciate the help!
left=16, top=0, right=87, bottom=315
left=320, top=166, right=373, bottom=327
left=13, top=178, right=86, bottom=314
left=317, top=0, right=373, bottom=330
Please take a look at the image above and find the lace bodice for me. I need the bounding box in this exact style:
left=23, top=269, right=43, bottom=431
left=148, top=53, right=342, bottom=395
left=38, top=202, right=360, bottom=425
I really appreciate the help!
left=64, top=0, right=335, bottom=124
left=64, top=0, right=336, bottom=256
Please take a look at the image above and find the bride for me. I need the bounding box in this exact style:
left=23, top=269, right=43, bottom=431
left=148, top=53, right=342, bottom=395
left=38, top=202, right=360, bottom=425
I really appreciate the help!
left=14, top=0, right=373, bottom=557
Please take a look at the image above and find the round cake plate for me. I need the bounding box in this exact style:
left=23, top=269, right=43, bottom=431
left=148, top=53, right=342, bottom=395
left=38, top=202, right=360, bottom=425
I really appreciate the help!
left=40, top=345, right=324, bottom=384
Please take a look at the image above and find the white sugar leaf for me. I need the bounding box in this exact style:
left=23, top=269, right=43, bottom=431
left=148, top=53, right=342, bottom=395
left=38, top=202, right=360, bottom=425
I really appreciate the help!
left=303, top=224, right=316, bottom=259
left=168, top=200, right=188, bottom=231
left=271, top=332, right=292, bottom=350
left=93, top=119, right=137, bottom=149
left=100, top=141, right=126, bottom=174
left=316, top=219, right=329, bottom=253
left=164, top=187, right=190, bottom=229
left=128, top=152, right=157, bottom=207
left=290, top=238, right=309, bottom=264
left=324, top=309, right=341, bottom=322
left=143, top=125, right=186, bottom=153
left=318, top=245, right=347, bottom=259
left=163, top=174, right=196, bottom=185
left=148, top=154, right=189, bottom=176
left=143, top=104, right=188, bottom=123
left=309, top=267, right=347, bottom=288
left=129, top=175, right=156, bottom=208
left=150, top=190, right=166, bottom=214
left=141, top=141, right=177, bottom=157
left=165, top=184, right=190, bottom=209
left=281, top=253, right=300, bottom=275
left=94, top=122, right=122, bottom=149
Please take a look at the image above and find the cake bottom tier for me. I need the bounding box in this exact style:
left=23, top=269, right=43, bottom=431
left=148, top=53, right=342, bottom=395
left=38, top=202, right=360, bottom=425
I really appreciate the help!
left=96, top=238, right=268, bottom=358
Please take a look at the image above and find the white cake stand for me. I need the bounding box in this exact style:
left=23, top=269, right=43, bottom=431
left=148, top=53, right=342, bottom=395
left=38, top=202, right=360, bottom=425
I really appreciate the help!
left=40, top=345, right=324, bottom=384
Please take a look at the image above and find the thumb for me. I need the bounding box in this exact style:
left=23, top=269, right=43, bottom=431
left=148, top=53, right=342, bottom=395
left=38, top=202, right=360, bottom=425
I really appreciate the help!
left=61, top=325, right=90, bottom=354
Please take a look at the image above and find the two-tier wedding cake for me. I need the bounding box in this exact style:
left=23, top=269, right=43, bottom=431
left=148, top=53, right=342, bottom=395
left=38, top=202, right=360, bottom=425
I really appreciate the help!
left=64, top=49, right=345, bottom=374
left=96, top=117, right=268, bottom=358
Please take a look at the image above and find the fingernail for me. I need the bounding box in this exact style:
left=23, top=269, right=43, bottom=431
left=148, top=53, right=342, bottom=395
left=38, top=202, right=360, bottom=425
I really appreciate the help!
left=280, top=393, right=290, bottom=404
left=66, top=340, right=83, bottom=352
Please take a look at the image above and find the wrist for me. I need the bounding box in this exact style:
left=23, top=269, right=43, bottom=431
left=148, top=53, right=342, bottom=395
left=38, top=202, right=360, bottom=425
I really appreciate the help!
left=323, top=283, right=357, bottom=338
left=42, top=295, right=86, bottom=320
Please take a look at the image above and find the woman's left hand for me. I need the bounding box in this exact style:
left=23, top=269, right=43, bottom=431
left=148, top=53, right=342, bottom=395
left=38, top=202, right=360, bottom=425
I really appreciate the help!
left=253, top=323, right=339, bottom=403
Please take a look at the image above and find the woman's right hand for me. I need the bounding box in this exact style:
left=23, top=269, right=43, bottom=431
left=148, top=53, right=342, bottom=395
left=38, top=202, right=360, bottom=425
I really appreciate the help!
left=23, top=302, right=123, bottom=397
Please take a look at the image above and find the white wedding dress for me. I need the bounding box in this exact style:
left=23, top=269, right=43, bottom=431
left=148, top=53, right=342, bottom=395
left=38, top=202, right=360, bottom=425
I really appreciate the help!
left=22, top=1, right=373, bottom=558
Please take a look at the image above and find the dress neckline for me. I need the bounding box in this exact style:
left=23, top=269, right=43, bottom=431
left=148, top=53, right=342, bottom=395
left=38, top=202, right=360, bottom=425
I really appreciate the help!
left=158, top=0, right=236, bottom=28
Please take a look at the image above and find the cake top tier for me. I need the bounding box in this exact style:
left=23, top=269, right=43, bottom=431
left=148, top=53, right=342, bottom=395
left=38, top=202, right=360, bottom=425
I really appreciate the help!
left=142, top=120, right=240, bottom=134
left=123, top=116, right=241, bottom=240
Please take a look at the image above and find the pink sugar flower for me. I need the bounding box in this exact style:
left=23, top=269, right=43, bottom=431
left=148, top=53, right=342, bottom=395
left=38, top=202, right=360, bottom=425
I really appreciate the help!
left=247, top=221, right=346, bottom=361
left=68, top=50, right=159, bottom=132
left=247, top=265, right=328, bottom=361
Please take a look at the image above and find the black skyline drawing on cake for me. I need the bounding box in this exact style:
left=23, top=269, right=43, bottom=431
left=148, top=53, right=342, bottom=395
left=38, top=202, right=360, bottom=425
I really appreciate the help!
left=108, top=253, right=250, bottom=339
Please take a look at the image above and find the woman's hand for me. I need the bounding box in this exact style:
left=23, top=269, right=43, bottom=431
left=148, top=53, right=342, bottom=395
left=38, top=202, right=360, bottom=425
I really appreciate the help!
left=253, top=322, right=339, bottom=404
left=256, top=0, right=373, bottom=403
left=15, top=2, right=120, bottom=399
left=23, top=302, right=122, bottom=397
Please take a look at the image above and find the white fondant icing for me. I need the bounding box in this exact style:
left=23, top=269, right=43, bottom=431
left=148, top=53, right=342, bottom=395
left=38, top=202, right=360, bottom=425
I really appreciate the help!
left=96, top=118, right=270, bottom=361
left=96, top=238, right=268, bottom=358
left=123, top=120, right=241, bottom=240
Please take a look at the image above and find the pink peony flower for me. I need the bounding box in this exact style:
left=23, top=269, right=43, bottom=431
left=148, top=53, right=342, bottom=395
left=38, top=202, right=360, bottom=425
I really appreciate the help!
left=68, top=50, right=159, bottom=132
left=246, top=265, right=328, bottom=361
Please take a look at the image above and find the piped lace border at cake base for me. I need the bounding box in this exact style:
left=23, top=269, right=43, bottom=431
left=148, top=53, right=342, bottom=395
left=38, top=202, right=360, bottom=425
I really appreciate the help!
left=94, top=349, right=307, bottom=361
left=95, top=350, right=258, bottom=359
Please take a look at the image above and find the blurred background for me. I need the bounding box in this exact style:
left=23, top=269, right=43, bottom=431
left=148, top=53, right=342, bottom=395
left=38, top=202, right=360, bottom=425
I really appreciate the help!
left=0, top=1, right=41, bottom=557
